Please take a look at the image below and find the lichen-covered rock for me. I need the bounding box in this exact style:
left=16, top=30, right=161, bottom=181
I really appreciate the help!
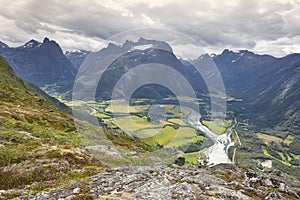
left=174, top=157, right=185, bottom=166
left=264, top=191, right=285, bottom=200
left=15, top=164, right=300, bottom=200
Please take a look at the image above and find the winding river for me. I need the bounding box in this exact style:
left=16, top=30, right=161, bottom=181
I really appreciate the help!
left=186, top=108, right=237, bottom=166
left=92, top=103, right=237, bottom=166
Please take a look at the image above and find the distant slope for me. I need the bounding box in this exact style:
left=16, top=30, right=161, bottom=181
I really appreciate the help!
left=212, top=50, right=300, bottom=133
left=248, top=54, right=300, bottom=132
left=207, top=50, right=300, bottom=178
left=213, top=49, right=278, bottom=100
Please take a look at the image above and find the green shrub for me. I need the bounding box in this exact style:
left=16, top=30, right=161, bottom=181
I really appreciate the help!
left=0, top=146, right=28, bottom=166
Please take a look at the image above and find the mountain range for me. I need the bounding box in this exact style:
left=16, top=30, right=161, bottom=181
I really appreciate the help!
left=213, top=50, right=300, bottom=131
left=0, top=38, right=76, bottom=94
left=1, top=37, right=300, bottom=167
left=67, top=39, right=300, bottom=133
left=1, top=38, right=300, bottom=132
left=1, top=38, right=300, bottom=128
left=1, top=37, right=300, bottom=197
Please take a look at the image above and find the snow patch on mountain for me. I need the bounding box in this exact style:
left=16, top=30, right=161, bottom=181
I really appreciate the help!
left=65, top=49, right=89, bottom=57
left=133, top=44, right=154, bottom=51
left=21, top=40, right=42, bottom=49
left=231, top=52, right=245, bottom=63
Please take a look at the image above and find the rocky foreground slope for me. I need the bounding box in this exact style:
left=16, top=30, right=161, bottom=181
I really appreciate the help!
left=16, top=164, right=300, bottom=200
left=0, top=55, right=154, bottom=199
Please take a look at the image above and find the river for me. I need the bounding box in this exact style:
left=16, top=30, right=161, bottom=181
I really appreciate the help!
left=93, top=104, right=237, bottom=166
left=186, top=108, right=237, bottom=166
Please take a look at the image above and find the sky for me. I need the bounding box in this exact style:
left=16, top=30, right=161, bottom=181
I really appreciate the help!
left=0, top=0, right=300, bottom=57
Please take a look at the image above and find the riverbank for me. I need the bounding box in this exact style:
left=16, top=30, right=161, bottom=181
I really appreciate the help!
left=186, top=108, right=237, bottom=166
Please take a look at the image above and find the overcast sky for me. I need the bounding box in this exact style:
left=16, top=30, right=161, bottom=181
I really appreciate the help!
left=0, top=0, right=300, bottom=57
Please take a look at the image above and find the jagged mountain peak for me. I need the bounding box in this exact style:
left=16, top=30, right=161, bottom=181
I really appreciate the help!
left=20, top=39, right=42, bottom=49
left=41, top=37, right=63, bottom=52
left=135, top=37, right=173, bottom=52
left=220, top=49, right=255, bottom=56
left=17, top=37, right=62, bottom=50
left=219, top=49, right=279, bottom=60
left=65, top=38, right=173, bottom=72
left=195, top=53, right=211, bottom=60
left=43, top=37, right=50, bottom=43
left=193, top=49, right=257, bottom=63
left=117, top=37, right=173, bottom=52
left=138, top=37, right=147, bottom=43
left=0, top=37, right=76, bottom=87
left=107, top=42, right=120, bottom=49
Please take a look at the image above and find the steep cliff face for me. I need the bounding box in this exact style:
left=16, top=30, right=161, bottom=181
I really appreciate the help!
left=0, top=38, right=76, bottom=87
left=213, top=50, right=300, bottom=132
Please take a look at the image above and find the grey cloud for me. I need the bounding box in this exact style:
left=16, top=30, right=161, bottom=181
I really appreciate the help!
left=0, top=0, right=299, bottom=56
left=282, top=6, right=300, bottom=37
left=135, top=0, right=288, bottom=44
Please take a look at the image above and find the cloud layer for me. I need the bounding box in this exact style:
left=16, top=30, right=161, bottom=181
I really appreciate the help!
left=0, top=0, right=300, bottom=56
